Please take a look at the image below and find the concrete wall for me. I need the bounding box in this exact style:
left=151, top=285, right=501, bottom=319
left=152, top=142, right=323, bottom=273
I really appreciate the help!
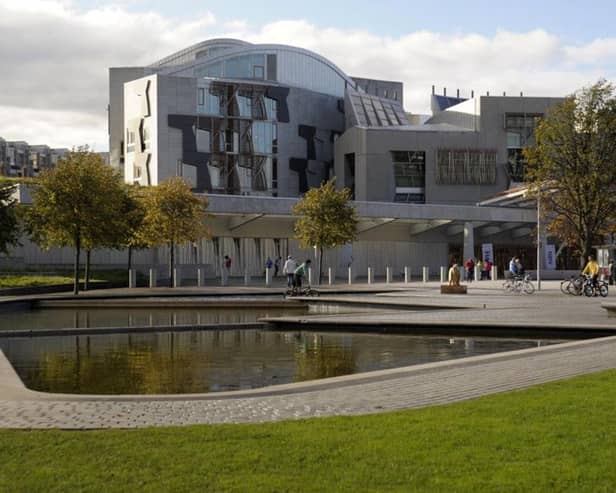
left=335, top=96, right=563, bottom=205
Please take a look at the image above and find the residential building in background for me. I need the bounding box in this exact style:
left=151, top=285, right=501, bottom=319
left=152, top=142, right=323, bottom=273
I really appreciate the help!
left=0, top=138, right=68, bottom=178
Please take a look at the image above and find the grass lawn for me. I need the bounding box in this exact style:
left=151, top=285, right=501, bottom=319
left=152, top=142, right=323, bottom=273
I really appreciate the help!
left=0, top=270, right=131, bottom=288
left=1, top=370, right=616, bottom=492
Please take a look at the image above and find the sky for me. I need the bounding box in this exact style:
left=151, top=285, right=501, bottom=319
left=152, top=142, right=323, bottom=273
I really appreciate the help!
left=2, top=0, right=616, bottom=151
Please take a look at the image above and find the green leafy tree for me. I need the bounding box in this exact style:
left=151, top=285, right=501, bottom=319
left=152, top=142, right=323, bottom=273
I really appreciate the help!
left=139, top=177, right=210, bottom=286
left=525, top=80, right=616, bottom=265
left=0, top=182, right=20, bottom=255
left=26, top=147, right=126, bottom=295
left=293, top=179, right=358, bottom=283
left=113, top=184, right=147, bottom=281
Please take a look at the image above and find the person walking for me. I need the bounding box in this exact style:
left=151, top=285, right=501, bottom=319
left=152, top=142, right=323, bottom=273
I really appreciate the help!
left=283, top=255, right=297, bottom=288
left=582, top=255, right=600, bottom=293
left=609, top=258, right=615, bottom=286
left=265, top=256, right=273, bottom=273
left=483, top=259, right=492, bottom=280
left=222, top=255, right=232, bottom=286
left=465, top=257, right=475, bottom=283
left=294, top=259, right=312, bottom=289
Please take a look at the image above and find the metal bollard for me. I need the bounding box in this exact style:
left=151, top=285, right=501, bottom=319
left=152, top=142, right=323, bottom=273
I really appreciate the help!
left=368, top=267, right=374, bottom=284
left=422, top=266, right=429, bottom=283
left=386, top=267, right=392, bottom=284
left=173, top=268, right=181, bottom=288
left=474, top=265, right=481, bottom=282
left=404, top=266, right=410, bottom=284
left=491, top=265, right=498, bottom=281
left=197, top=267, right=205, bottom=287
left=308, top=267, right=313, bottom=285
left=244, top=269, right=250, bottom=286
left=149, top=268, right=157, bottom=288
left=265, top=268, right=272, bottom=286
left=348, top=267, right=353, bottom=285
left=328, top=267, right=333, bottom=285
left=440, top=266, right=446, bottom=283
left=129, top=268, right=137, bottom=288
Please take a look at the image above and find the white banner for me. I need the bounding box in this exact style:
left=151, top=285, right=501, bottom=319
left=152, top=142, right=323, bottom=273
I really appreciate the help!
left=544, top=244, right=556, bottom=270
left=481, top=243, right=494, bottom=263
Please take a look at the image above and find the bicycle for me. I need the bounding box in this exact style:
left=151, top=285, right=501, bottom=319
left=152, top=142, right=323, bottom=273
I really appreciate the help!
left=582, top=274, right=609, bottom=298
left=503, top=273, right=535, bottom=294
left=560, top=275, right=583, bottom=296
left=285, top=284, right=319, bottom=297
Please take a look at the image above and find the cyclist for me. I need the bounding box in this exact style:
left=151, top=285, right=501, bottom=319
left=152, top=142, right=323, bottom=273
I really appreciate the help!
left=293, top=259, right=312, bottom=291
left=582, top=255, right=600, bottom=293
left=508, top=257, right=519, bottom=278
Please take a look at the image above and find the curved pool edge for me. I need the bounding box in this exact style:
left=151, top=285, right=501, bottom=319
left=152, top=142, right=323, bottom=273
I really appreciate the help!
left=2, top=335, right=615, bottom=403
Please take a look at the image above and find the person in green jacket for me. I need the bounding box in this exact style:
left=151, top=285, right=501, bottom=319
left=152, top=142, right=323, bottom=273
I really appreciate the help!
left=294, top=259, right=312, bottom=288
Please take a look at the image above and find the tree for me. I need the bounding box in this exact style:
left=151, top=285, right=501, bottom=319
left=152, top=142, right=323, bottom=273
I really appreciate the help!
left=292, top=179, right=358, bottom=284
left=138, top=177, right=210, bottom=286
left=525, top=80, right=616, bottom=265
left=0, top=181, right=20, bottom=255
left=26, top=147, right=126, bottom=295
left=114, top=184, right=147, bottom=282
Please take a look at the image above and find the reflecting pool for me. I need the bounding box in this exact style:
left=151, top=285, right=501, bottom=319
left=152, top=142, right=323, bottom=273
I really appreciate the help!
left=0, top=329, right=565, bottom=394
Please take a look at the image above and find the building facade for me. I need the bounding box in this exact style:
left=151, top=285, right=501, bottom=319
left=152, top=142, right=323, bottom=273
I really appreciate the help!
left=0, top=138, right=68, bottom=178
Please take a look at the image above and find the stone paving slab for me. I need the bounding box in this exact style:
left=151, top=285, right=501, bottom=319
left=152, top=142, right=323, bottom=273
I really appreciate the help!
left=1, top=336, right=616, bottom=429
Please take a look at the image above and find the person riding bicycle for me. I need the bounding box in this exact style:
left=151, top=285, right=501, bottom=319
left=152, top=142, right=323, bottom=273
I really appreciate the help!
left=293, top=259, right=312, bottom=290
left=508, top=257, right=522, bottom=278
left=582, top=255, right=600, bottom=292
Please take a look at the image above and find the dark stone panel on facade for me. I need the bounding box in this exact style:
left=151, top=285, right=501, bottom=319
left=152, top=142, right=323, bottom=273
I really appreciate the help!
left=289, top=158, right=309, bottom=193
left=265, top=87, right=290, bottom=123
left=298, top=125, right=317, bottom=160
left=167, top=114, right=213, bottom=191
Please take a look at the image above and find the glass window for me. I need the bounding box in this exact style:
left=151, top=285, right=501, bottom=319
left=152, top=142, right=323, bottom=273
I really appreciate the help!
left=391, top=151, right=426, bottom=189
left=252, top=121, right=274, bottom=154
left=253, top=65, right=265, bottom=79
left=198, top=88, right=205, bottom=106
left=237, top=91, right=252, bottom=118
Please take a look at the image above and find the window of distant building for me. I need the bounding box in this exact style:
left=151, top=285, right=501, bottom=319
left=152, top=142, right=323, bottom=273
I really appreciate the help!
left=198, top=87, right=205, bottom=106
left=436, top=149, right=497, bottom=185
left=126, top=130, right=136, bottom=153
left=391, top=151, right=425, bottom=203
left=505, top=113, right=542, bottom=183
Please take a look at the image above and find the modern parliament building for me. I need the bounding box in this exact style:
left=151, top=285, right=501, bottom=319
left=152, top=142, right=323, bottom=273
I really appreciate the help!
left=106, top=38, right=568, bottom=277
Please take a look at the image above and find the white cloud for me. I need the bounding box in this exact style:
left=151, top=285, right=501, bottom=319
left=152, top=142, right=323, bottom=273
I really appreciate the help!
left=1, top=2, right=616, bottom=150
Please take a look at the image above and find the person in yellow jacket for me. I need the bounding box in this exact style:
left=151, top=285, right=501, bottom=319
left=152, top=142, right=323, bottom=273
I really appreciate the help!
left=582, top=255, right=600, bottom=290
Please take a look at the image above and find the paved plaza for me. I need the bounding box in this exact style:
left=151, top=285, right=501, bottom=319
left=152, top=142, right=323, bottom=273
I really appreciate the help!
left=1, top=279, right=616, bottom=429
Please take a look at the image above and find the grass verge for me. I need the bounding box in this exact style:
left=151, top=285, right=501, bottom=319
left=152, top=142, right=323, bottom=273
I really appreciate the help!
left=1, top=370, right=616, bottom=492
left=0, top=270, right=131, bottom=288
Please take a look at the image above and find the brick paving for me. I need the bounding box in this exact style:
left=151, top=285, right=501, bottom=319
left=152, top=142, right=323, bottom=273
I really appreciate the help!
left=1, top=280, right=616, bottom=429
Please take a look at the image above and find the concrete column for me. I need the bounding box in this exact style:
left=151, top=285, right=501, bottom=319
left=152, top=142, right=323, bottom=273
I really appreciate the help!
left=197, top=267, right=205, bottom=287
left=128, top=269, right=137, bottom=288
left=440, top=266, right=446, bottom=283
left=463, top=222, right=475, bottom=264
left=244, top=269, right=250, bottom=286
left=404, top=266, right=410, bottom=284
left=308, top=267, right=313, bottom=285
left=328, top=268, right=333, bottom=285
left=149, top=268, right=157, bottom=288
left=368, top=267, right=374, bottom=284
left=173, top=268, right=181, bottom=288
left=348, top=267, right=353, bottom=285
left=422, top=266, right=429, bottom=283
left=265, top=268, right=272, bottom=286
left=491, top=265, right=498, bottom=281
left=386, top=267, right=392, bottom=284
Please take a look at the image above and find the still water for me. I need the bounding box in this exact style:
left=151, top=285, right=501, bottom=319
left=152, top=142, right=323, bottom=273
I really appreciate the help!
left=0, top=329, right=565, bottom=395
left=0, top=305, right=306, bottom=331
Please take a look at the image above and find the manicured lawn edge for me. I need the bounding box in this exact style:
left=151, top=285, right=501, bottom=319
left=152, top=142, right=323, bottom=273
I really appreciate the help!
left=2, top=370, right=616, bottom=492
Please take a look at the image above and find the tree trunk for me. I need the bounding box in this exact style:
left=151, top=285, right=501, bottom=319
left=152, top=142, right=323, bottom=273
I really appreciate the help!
left=319, top=246, right=324, bottom=286
left=73, top=234, right=81, bottom=296
left=127, top=245, right=133, bottom=286
left=169, top=241, right=175, bottom=287
left=84, top=249, right=91, bottom=291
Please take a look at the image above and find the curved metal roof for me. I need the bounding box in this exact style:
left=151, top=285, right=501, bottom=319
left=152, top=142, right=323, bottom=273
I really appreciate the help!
left=163, top=39, right=358, bottom=91
left=150, top=38, right=251, bottom=67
